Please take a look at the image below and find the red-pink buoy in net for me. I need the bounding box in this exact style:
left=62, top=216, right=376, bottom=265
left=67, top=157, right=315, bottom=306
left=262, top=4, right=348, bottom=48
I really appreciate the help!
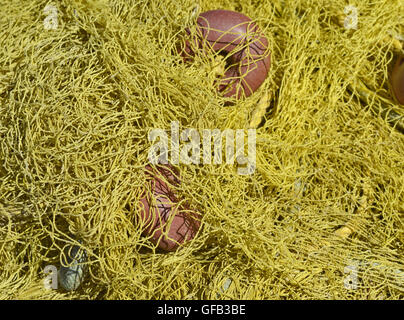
left=138, top=165, right=201, bottom=252
left=181, top=9, right=271, bottom=99
left=392, top=56, right=404, bottom=105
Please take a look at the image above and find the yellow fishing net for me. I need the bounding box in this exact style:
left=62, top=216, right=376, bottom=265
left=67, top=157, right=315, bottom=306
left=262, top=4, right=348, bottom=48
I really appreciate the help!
left=0, top=0, right=403, bottom=299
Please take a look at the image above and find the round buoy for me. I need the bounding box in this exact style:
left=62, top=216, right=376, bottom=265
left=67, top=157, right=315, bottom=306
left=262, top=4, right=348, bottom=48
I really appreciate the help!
left=181, top=10, right=271, bottom=99
left=138, top=165, right=201, bottom=252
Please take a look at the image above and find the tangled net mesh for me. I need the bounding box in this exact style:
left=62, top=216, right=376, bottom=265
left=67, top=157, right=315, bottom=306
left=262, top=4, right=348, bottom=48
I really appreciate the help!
left=0, top=0, right=403, bottom=299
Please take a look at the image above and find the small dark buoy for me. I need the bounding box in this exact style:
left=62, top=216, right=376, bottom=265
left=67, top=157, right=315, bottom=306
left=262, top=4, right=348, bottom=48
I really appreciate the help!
left=58, top=243, right=87, bottom=291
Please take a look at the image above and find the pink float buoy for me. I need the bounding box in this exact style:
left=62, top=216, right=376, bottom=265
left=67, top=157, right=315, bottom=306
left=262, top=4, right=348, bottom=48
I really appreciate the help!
left=180, top=9, right=271, bottom=99
left=392, top=56, right=404, bottom=105
left=138, top=165, right=201, bottom=252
